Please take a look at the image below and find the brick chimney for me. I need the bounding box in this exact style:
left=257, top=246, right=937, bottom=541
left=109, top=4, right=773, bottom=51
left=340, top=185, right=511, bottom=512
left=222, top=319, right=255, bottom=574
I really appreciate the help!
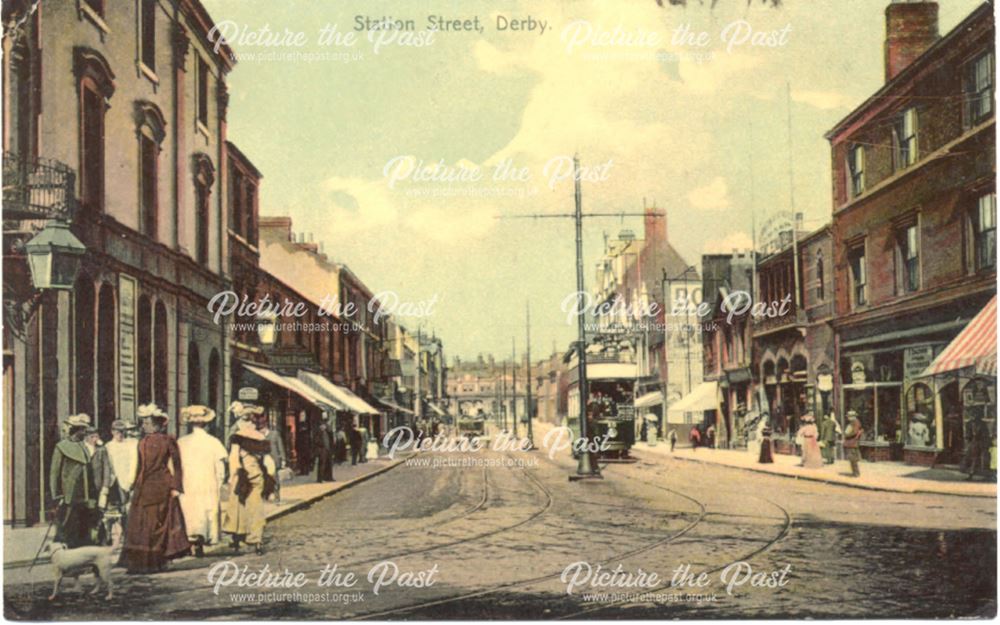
left=644, top=204, right=666, bottom=246
left=884, top=1, right=939, bottom=82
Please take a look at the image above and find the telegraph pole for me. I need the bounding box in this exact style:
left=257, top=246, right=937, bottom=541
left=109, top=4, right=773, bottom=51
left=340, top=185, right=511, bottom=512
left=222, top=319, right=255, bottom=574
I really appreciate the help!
left=496, top=155, right=664, bottom=480
left=525, top=301, right=535, bottom=449
left=511, top=338, right=519, bottom=438
left=501, top=360, right=507, bottom=431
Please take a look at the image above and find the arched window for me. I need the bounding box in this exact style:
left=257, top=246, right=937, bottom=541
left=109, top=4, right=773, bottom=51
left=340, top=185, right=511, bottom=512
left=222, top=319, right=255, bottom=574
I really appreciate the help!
left=74, top=276, right=95, bottom=416
left=208, top=348, right=220, bottom=415
left=192, top=154, right=214, bottom=266
left=96, top=283, right=116, bottom=432
left=187, top=342, right=201, bottom=405
left=154, top=301, right=168, bottom=407
left=73, top=47, right=115, bottom=213
left=137, top=294, right=152, bottom=405
left=135, top=102, right=166, bottom=239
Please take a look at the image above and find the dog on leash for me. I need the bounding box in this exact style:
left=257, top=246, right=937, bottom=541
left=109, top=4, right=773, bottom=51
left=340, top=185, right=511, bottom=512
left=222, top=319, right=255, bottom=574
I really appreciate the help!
left=44, top=520, right=122, bottom=601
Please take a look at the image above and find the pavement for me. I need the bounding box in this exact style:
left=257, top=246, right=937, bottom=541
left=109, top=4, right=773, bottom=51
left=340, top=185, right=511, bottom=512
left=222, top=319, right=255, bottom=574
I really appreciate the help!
left=632, top=440, right=997, bottom=498
left=2, top=455, right=405, bottom=570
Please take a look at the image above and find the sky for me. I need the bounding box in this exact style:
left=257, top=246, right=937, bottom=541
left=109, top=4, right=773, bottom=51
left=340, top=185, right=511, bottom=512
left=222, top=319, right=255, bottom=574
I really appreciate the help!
left=202, top=0, right=984, bottom=362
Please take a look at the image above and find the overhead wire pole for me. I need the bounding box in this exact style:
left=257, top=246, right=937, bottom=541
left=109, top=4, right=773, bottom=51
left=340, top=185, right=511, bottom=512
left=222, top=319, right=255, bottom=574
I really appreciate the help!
left=511, top=337, right=519, bottom=438
left=786, top=81, right=801, bottom=310
left=525, top=300, right=535, bottom=449
left=496, top=154, right=665, bottom=480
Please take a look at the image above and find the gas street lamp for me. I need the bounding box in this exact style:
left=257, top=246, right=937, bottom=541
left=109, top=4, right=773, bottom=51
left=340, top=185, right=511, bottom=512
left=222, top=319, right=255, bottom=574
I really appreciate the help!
left=23, top=220, right=86, bottom=291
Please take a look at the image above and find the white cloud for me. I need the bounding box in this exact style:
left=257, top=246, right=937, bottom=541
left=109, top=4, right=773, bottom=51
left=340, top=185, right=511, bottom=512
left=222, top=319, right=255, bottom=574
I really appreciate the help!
left=687, top=176, right=730, bottom=210
left=703, top=230, right=754, bottom=254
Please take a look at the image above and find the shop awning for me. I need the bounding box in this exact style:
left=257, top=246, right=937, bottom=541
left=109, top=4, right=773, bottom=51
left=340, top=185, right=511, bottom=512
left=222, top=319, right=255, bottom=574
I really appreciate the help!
left=376, top=397, right=415, bottom=415
left=427, top=402, right=447, bottom=417
left=922, top=295, right=997, bottom=377
left=243, top=364, right=335, bottom=410
left=634, top=391, right=663, bottom=409
left=587, top=363, right=637, bottom=380
left=296, top=371, right=379, bottom=415
left=668, top=382, right=718, bottom=413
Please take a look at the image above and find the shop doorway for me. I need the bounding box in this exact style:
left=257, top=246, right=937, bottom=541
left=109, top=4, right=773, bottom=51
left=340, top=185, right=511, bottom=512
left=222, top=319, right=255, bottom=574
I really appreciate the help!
left=940, top=381, right=963, bottom=464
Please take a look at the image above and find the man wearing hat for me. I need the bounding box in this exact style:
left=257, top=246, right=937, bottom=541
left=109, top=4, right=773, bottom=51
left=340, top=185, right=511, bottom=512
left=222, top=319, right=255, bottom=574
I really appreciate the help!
left=819, top=413, right=838, bottom=465
left=843, top=410, right=864, bottom=477
left=177, top=405, right=228, bottom=556
left=50, top=414, right=98, bottom=547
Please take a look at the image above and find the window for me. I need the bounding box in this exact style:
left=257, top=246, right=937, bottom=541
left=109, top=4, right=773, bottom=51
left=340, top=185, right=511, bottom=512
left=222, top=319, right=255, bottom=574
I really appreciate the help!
left=140, top=0, right=156, bottom=72
left=81, top=85, right=105, bottom=211
left=848, top=144, right=865, bottom=196
left=894, top=107, right=918, bottom=170
left=815, top=252, right=825, bottom=301
left=193, top=155, right=214, bottom=265
left=848, top=245, right=867, bottom=307
left=197, top=56, right=209, bottom=127
left=139, top=134, right=157, bottom=237
left=966, top=51, right=994, bottom=126
left=973, top=193, right=997, bottom=271
left=899, top=223, right=920, bottom=293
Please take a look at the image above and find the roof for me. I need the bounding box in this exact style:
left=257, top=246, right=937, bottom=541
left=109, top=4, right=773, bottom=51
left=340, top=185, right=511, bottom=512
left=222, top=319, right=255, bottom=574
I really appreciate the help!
left=825, top=2, right=993, bottom=142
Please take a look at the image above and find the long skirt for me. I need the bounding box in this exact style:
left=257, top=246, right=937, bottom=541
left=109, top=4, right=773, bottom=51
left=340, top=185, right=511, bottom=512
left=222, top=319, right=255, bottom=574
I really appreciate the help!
left=801, top=438, right=823, bottom=469
left=758, top=438, right=774, bottom=464
left=56, top=502, right=97, bottom=548
left=122, top=496, right=190, bottom=573
left=222, top=476, right=266, bottom=545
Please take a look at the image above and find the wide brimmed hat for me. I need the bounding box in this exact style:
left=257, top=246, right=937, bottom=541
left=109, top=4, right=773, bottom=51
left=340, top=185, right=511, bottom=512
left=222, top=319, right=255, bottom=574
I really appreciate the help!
left=846, top=410, right=859, bottom=418
left=180, top=405, right=216, bottom=424
left=137, top=403, right=168, bottom=421
left=111, top=419, right=138, bottom=432
left=801, top=414, right=816, bottom=423
left=229, top=401, right=263, bottom=418
left=910, top=412, right=929, bottom=423
left=64, top=413, right=91, bottom=428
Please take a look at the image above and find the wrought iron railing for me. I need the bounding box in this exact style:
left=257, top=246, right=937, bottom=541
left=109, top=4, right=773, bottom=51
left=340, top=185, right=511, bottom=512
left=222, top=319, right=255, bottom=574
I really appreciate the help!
left=3, top=151, right=77, bottom=222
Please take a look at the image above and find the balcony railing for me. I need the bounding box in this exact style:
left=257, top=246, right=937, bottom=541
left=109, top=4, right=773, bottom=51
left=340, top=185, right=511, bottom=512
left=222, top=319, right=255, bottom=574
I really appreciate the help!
left=3, top=152, right=77, bottom=222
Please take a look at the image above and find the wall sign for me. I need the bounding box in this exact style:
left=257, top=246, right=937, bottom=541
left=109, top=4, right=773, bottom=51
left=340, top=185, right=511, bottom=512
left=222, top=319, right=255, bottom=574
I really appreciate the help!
left=119, top=274, right=137, bottom=422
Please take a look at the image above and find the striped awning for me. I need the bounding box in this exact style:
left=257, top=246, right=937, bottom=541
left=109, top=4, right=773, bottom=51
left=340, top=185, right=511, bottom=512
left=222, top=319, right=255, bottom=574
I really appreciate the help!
left=923, top=296, right=997, bottom=377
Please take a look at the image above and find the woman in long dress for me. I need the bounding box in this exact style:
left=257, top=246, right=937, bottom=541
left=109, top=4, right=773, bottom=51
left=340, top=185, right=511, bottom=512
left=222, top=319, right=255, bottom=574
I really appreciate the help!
left=222, top=408, right=275, bottom=554
left=122, top=404, right=190, bottom=573
left=797, top=414, right=823, bottom=469
left=177, top=405, right=228, bottom=556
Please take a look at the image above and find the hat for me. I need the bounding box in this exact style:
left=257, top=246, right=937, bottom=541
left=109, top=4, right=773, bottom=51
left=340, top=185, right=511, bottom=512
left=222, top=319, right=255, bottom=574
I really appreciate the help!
left=137, top=403, right=167, bottom=420
left=846, top=410, right=858, bottom=418
left=111, top=419, right=137, bottom=432
left=180, top=405, right=216, bottom=424
left=63, top=413, right=91, bottom=428
left=84, top=426, right=99, bottom=435
left=801, top=414, right=816, bottom=423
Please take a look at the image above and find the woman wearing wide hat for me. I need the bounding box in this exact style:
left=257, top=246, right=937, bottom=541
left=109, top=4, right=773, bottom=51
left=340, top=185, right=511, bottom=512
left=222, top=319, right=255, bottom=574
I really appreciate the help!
left=122, top=403, right=190, bottom=573
left=222, top=403, right=275, bottom=554
left=177, top=405, right=228, bottom=556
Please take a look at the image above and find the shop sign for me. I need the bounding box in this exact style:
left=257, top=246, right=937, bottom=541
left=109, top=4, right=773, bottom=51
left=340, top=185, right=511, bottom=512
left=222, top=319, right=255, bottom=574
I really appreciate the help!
left=817, top=374, right=833, bottom=392
left=904, top=346, right=935, bottom=382
left=119, top=274, right=137, bottom=421
left=238, top=387, right=260, bottom=401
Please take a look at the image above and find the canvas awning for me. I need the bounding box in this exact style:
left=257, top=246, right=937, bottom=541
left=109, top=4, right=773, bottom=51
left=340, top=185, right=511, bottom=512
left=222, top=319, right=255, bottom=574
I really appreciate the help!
left=427, top=402, right=447, bottom=417
left=668, top=382, right=718, bottom=413
left=922, top=295, right=997, bottom=377
left=376, top=397, right=415, bottom=415
left=634, top=391, right=663, bottom=409
left=243, top=364, right=335, bottom=410
left=297, top=371, right=380, bottom=415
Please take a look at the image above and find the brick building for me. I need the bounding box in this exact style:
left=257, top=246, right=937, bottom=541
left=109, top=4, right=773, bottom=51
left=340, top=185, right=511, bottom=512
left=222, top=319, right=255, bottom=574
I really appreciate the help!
left=827, top=1, right=995, bottom=464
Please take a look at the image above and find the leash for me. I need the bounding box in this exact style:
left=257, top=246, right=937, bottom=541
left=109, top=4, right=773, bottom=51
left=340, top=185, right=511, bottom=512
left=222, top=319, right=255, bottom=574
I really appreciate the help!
left=27, top=512, right=58, bottom=574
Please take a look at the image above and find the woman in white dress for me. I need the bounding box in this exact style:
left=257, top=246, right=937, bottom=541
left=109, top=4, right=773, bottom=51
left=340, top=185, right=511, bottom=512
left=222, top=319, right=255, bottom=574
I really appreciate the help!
left=177, top=405, right=228, bottom=556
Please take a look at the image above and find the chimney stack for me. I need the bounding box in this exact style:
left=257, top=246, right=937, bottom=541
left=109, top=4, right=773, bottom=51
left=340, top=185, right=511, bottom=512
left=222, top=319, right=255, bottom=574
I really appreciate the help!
left=884, top=1, right=939, bottom=82
left=643, top=204, right=666, bottom=246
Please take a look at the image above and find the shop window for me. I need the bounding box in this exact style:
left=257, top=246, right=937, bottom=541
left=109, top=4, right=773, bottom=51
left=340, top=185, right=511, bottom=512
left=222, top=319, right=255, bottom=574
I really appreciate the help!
left=154, top=301, right=168, bottom=407
left=965, top=51, right=994, bottom=127
left=74, top=277, right=95, bottom=417
left=208, top=349, right=220, bottom=414
left=137, top=295, right=152, bottom=405
left=972, top=193, right=996, bottom=271
left=905, top=383, right=935, bottom=448
left=188, top=342, right=201, bottom=405
left=97, top=283, right=116, bottom=431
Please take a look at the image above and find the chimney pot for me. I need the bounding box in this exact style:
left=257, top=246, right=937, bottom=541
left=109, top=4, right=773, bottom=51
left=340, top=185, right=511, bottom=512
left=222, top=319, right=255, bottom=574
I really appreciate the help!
left=884, top=1, right=939, bottom=82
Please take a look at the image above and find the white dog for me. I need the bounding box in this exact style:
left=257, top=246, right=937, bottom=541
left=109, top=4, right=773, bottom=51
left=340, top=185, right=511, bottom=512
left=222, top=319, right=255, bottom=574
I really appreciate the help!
left=44, top=521, right=122, bottom=601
